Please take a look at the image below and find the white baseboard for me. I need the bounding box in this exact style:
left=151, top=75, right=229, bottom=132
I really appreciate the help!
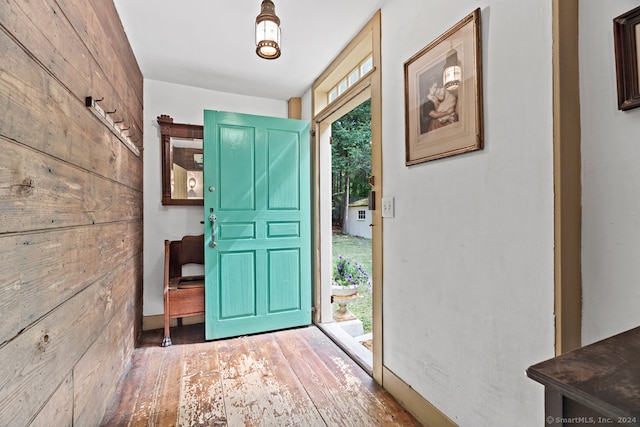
left=383, top=366, right=457, bottom=427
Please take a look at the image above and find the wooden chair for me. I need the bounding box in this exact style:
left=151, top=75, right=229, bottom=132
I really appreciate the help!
left=162, top=234, right=205, bottom=347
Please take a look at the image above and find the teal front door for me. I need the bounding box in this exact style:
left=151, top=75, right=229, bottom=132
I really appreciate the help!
left=203, top=110, right=311, bottom=340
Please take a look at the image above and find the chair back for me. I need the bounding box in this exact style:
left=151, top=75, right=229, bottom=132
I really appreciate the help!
left=167, top=234, right=204, bottom=279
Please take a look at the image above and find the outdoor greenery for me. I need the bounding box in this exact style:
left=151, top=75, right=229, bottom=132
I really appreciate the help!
left=332, top=99, right=371, bottom=230
left=332, top=233, right=372, bottom=333
left=333, top=256, right=368, bottom=287
left=331, top=97, right=372, bottom=334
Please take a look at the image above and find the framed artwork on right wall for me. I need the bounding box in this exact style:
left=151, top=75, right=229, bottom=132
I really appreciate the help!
left=404, top=8, right=483, bottom=166
left=614, top=5, right=640, bottom=111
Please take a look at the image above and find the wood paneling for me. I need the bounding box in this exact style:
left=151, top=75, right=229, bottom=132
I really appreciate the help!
left=0, top=0, right=143, bottom=423
left=0, top=259, right=136, bottom=426
left=30, top=374, right=74, bottom=427
left=0, top=0, right=143, bottom=140
left=0, top=29, right=142, bottom=189
left=0, top=223, right=141, bottom=345
left=0, top=138, right=141, bottom=234
left=74, top=295, right=137, bottom=427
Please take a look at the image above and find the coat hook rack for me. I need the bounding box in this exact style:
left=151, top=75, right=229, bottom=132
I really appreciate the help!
left=85, top=96, right=140, bottom=156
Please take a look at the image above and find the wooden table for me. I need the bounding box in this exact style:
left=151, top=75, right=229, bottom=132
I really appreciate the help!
left=527, top=326, right=640, bottom=426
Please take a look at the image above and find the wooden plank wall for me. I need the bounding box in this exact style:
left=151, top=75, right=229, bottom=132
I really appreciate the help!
left=0, top=0, right=143, bottom=425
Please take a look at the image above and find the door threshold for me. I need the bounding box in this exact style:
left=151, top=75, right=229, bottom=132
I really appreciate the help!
left=316, top=322, right=373, bottom=376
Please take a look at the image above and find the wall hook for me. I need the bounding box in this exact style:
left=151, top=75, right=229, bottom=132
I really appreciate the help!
left=85, top=95, right=140, bottom=156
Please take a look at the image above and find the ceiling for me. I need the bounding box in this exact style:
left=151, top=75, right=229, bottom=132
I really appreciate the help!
left=113, top=0, right=386, bottom=101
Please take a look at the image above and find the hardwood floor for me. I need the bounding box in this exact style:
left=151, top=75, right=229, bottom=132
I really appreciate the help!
left=101, top=324, right=421, bottom=427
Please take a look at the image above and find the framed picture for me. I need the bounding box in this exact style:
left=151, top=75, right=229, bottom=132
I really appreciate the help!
left=404, top=8, right=483, bottom=165
left=614, top=5, right=640, bottom=111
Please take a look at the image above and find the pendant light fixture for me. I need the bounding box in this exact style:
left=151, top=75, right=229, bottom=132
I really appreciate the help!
left=442, top=44, right=461, bottom=91
left=255, top=0, right=281, bottom=60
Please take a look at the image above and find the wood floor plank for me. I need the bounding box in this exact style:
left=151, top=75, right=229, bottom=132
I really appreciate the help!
left=100, top=349, right=148, bottom=426
left=101, top=346, right=182, bottom=427
left=153, top=345, right=185, bottom=427
left=251, top=333, right=326, bottom=426
left=101, top=325, right=421, bottom=427
left=177, top=342, right=227, bottom=426
left=218, top=334, right=326, bottom=426
left=274, top=328, right=375, bottom=426
left=294, top=327, right=423, bottom=426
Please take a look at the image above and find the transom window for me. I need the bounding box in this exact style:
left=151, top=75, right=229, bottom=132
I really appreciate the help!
left=328, top=55, right=373, bottom=104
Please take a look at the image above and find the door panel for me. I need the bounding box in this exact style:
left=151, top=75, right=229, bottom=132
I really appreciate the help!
left=267, top=130, right=300, bottom=209
left=268, top=248, right=301, bottom=312
left=218, top=127, right=255, bottom=210
left=218, top=251, right=256, bottom=319
left=204, top=111, right=311, bottom=340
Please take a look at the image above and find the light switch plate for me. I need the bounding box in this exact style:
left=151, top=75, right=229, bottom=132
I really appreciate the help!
left=382, top=197, right=394, bottom=218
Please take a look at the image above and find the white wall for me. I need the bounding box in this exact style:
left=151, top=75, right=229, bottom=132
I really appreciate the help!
left=345, top=207, right=372, bottom=239
left=580, top=0, right=640, bottom=345
left=379, top=1, right=554, bottom=425
left=143, top=79, right=287, bottom=315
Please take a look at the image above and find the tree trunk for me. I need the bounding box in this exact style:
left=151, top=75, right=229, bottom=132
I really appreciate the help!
left=342, top=172, right=350, bottom=234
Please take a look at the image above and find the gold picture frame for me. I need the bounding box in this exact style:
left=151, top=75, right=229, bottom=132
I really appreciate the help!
left=404, top=8, right=483, bottom=165
left=614, top=5, right=640, bottom=111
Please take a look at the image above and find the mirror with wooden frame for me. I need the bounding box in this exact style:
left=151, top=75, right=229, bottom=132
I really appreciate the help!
left=157, top=115, right=204, bottom=206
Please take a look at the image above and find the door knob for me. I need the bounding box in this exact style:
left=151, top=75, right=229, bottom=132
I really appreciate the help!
left=209, top=213, right=217, bottom=248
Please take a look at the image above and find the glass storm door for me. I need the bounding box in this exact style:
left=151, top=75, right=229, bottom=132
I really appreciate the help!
left=203, top=110, right=311, bottom=340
